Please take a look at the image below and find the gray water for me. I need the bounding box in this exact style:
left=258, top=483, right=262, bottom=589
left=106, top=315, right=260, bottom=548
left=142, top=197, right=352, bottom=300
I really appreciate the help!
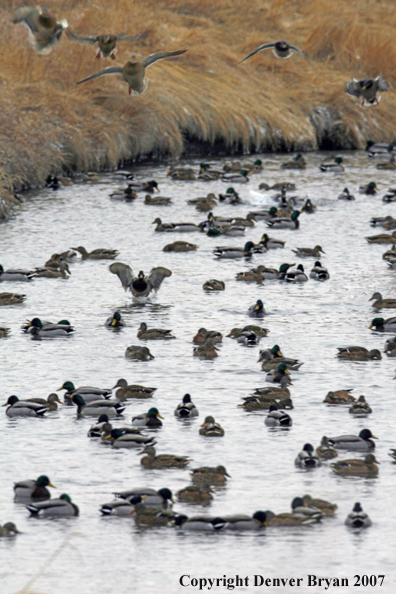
left=0, top=151, right=395, bottom=594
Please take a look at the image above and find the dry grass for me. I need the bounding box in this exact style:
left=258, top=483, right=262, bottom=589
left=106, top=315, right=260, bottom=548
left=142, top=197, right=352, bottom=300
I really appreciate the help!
left=0, top=0, right=396, bottom=190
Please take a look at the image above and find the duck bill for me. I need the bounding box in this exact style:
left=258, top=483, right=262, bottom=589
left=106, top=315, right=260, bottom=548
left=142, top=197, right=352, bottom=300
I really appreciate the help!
left=157, top=414, right=164, bottom=419
left=2, top=402, right=8, bottom=406
left=49, top=483, right=56, bottom=488
left=371, top=435, right=378, bottom=439
left=369, top=324, right=373, bottom=329
left=277, top=351, right=282, bottom=357
left=111, top=319, right=117, bottom=326
left=56, top=387, right=64, bottom=391
left=368, top=297, right=374, bottom=301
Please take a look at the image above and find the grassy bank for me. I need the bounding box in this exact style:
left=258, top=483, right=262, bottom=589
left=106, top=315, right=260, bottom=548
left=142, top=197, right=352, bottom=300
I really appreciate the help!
left=1, top=0, right=396, bottom=199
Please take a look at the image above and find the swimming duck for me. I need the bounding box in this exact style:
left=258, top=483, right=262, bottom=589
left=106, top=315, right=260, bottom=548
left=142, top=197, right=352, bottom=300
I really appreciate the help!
left=66, top=29, right=148, bottom=60
left=193, top=343, right=219, bottom=358
left=27, top=494, right=79, bottom=517
left=0, top=523, right=20, bottom=536
left=345, top=76, right=389, bottom=106
left=267, top=497, right=322, bottom=526
left=236, top=328, right=260, bottom=346
left=332, top=454, right=379, bottom=478
left=109, top=186, right=138, bottom=201
left=71, top=246, right=119, bottom=260
left=359, top=182, right=377, bottom=195
left=323, top=390, right=355, bottom=404
left=227, top=325, right=269, bottom=339
left=365, top=231, right=396, bottom=244
left=254, top=263, right=294, bottom=281
left=137, top=322, right=175, bottom=340
left=12, top=5, right=68, bottom=54
left=285, top=264, right=308, bottom=282
left=3, top=396, right=47, bottom=418
left=378, top=156, right=396, bottom=171
left=370, top=317, right=396, bottom=331
left=132, top=407, right=163, bottom=428
left=198, top=164, right=222, bottom=181
left=190, top=465, right=230, bottom=486
left=125, top=345, right=155, bottom=360
left=174, top=394, right=199, bottom=418
left=199, top=416, right=224, bottom=436
left=338, top=187, right=355, bottom=200
left=163, top=240, right=198, bottom=252
left=382, top=188, right=396, bottom=202
left=259, top=234, right=285, bottom=250
left=239, top=393, right=293, bottom=411
left=152, top=217, right=175, bottom=232
left=372, top=217, right=396, bottom=230
left=77, top=50, right=187, bottom=95
left=140, top=446, right=190, bottom=469
left=176, top=485, right=213, bottom=505
left=105, top=311, right=125, bottom=327
left=292, top=245, right=325, bottom=258
left=0, top=265, right=35, bottom=282
left=345, top=503, right=371, bottom=528
left=87, top=414, right=111, bottom=437
left=112, top=378, right=156, bottom=399
left=34, top=262, right=70, bottom=279
left=27, top=393, right=62, bottom=411
left=384, top=337, right=396, bottom=356
left=337, top=346, right=381, bottom=360
left=247, top=207, right=279, bottom=222
left=349, top=395, right=372, bottom=415
left=218, top=187, right=242, bottom=204
left=316, top=436, right=338, bottom=460
left=235, top=269, right=265, bottom=283
left=220, top=170, right=250, bottom=183
left=0, top=292, right=26, bottom=305
left=239, top=40, right=312, bottom=65
left=265, top=362, right=291, bottom=384
left=281, top=154, right=306, bottom=169
left=22, top=318, right=74, bottom=337
left=366, top=140, right=393, bottom=156
left=202, top=279, right=225, bottom=291
left=145, top=195, right=172, bottom=206
left=168, top=167, right=196, bottom=181
left=223, top=511, right=268, bottom=531
left=248, top=299, right=266, bottom=318
left=389, top=449, right=396, bottom=461
left=369, top=292, right=396, bottom=308
left=309, top=261, right=330, bottom=281
left=109, top=263, right=172, bottom=298
left=14, top=475, right=55, bottom=501
left=115, top=487, right=174, bottom=507
left=319, top=157, right=344, bottom=172
left=252, top=375, right=292, bottom=399
left=193, top=328, right=222, bottom=344
left=302, top=495, right=337, bottom=517
left=99, top=495, right=144, bottom=516
left=0, top=325, right=10, bottom=338
left=301, top=198, right=317, bottom=214
left=328, top=429, right=377, bottom=451
left=213, top=241, right=255, bottom=259
left=58, top=381, right=112, bottom=404
left=72, top=394, right=125, bottom=417
left=265, top=405, right=292, bottom=427
left=258, top=347, right=303, bottom=371
left=294, top=444, right=321, bottom=467
left=266, top=210, right=300, bottom=229
left=104, top=428, right=156, bottom=448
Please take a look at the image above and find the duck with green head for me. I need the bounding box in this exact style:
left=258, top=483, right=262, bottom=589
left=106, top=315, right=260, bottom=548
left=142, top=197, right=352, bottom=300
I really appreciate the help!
left=58, top=381, right=112, bottom=404
left=319, top=157, right=344, bottom=172
left=248, top=299, right=266, bottom=318
left=259, top=234, right=285, bottom=249
left=266, top=362, right=290, bottom=383
left=132, top=407, right=163, bottom=428
left=221, top=170, right=250, bottom=183
left=14, top=475, right=55, bottom=501
left=213, top=241, right=256, bottom=259
left=359, top=181, right=377, bottom=195
left=266, top=210, right=300, bottom=230
left=105, top=311, right=125, bottom=327
left=27, top=494, right=79, bottom=517
left=370, top=317, right=396, bottom=332
left=281, top=153, right=306, bottom=169
left=328, top=428, right=377, bottom=451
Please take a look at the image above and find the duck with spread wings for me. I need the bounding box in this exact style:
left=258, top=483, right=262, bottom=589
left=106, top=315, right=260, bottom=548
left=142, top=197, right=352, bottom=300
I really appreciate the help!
left=66, top=29, right=148, bottom=60
left=109, top=263, right=171, bottom=298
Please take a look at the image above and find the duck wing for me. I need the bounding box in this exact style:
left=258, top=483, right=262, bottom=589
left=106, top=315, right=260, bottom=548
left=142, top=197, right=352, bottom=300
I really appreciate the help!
left=77, top=66, right=124, bottom=85
left=66, top=30, right=98, bottom=44
left=109, top=262, right=134, bottom=291
left=345, top=78, right=362, bottom=98
left=12, top=6, right=41, bottom=32
left=375, top=76, right=390, bottom=92
left=117, top=30, right=149, bottom=42
left=239, top=42, right=275, bottom=63
left=148, top=267, right=172, bottom=291
left=141, top=50, right=187, bottom=68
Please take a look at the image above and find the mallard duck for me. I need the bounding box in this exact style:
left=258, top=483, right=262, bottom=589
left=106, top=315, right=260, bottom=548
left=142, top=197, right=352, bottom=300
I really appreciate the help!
left=332, top=454, right=379, bottom=478
left=193, top=328, right=222, bottom=344
left=72, top=394, right=125, bottom=417
left=213, top=241, right=255, bottom=259
left=309, top=261, right=330, bottom=281
left=99, top=496, right=144, bottom=516
left=328, top=429, right=377, bottom=451
left=248, top=299, right=266, bottom=318
left=174, top=394, right=199, bottom=418
left=132, top=407, right=163, bottom=428
left=140, top=445, right=190, bottom=468
left=145, top=195, right=172, bottom=206
left=373, top=217, right=396, bottom=230
left=112, top=378, right=156, bottom=400
left=266, top=363, right=290, bottom=384
left=109, top=186, right=138, bottom=201
left=22, top=318, right=74, bottom=337
left=168, top=167, right=196, bottom=181
left=66, top=29, right=148, bottom=60
left=176, top=485, right=213, bottom=504
left=345, top=503, right=371, bottom=528
left=14, top=475, right=55, bottom=501
left=218, top=187, right=242, bottom=204
left=132, top=505, right=176, bottom=526
left=382, top=188, right=396, bottom=202
left=0, top=522, right=20, bottom=536
left=345, top=76, right=389, bottom=106
left=235, top=269, right=264, bottom=283
left=0, top=292, right=26, bottom=305
left=349, top=395, right=372, bottom=415
left=87, top=414, right=111, bottom=437
left=3, top=396, right=47, bottom=417
left=220, top=170, right=250, bottom=183
left=338, top=187, right=355, bottom=200
left=337, top=346, right=381, bottom=361
left=27, top=393, right=62, bottom=411
left=370, top=317, right=396, bottom=331
left=34, top=263, right=70, bottom=279
left=227, top=325, right=269, bottom=339
left=193, top=343, right=219, bottom=358
left=0, top=326, right=10, bottom=337
left=389, top=449, right=396, bottom=461
left=366, top=230, right=396, bottom=244
left=253, top=375, right=292, bottom=397
left=239, top=40, right=312, bottom=65
left=259, top=234, right=285, bottom=250
left=316, top=436, right=338, bottom=460
left=359, top=182, right=377, bottom=195
left=285, top=264, right=308, bottom=282
left=125, top=345, right=154, bottom=360
left=265, top=405, right=292, bottom=427
left=174, top=514, right=226, bottom=531
left=236, top=328, right=260, bottom=345
left=302, top=495, right=337, bottom=517
left=323, top=390, right=355, bottom=404
left=137, top=322, right=174, bottom=340
left=369, top=292, right=396, bottom=308
left=199, top=416, right=224, bottom=436
left=295, top=444, right=321, bottom=467
left=104, top=311, right=124, bottom=327
left=319, top=157, right=344, bottom=173
left=266, top=210, right=300, bottom=229
left=247, top=207, right=279, bottom=222
left=27, top=494, right=79, bottom=516
left=281, top=153, right=306, bottom=169
left=77, top=50, right=187, bottom=95
left=152, top=217, right=175, bottom=232
left=103, top=428, right=156, bottom=448
left=222, top=511, right=268, bottom=530
left=384, top=337, right=396, bottom=356
left=58, top=381, right=112, bottom=404
left=198, top=163, right=222, bottom=181
left=12, top=5, right=68, bottom=54
left=378, top=158, right=396, bottom=172
left=191, top=465, right=230, bottom=486
left=109, top=263, right=171, bottom=298
left=115, top=487, right=174, bottom=507
left=366, top=140, right=393, bottom=156
left=301, top=198, right=317, bottom=213
left=254, top=263, right=294, bottom=280
left=163, top=240, right=198, bottom=252
left=240, top=394, right=293, bottom=411
left=0, top=265, right=35, bottom=282
left=258, top=347, right=303, bottom=371
left=203, top=279, right=225, bottom=291
left=292, top=245, right=325, bottom=258
left=72, top=246, right=119, bottom=260
left=267, top=497, right=322, bottom=526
